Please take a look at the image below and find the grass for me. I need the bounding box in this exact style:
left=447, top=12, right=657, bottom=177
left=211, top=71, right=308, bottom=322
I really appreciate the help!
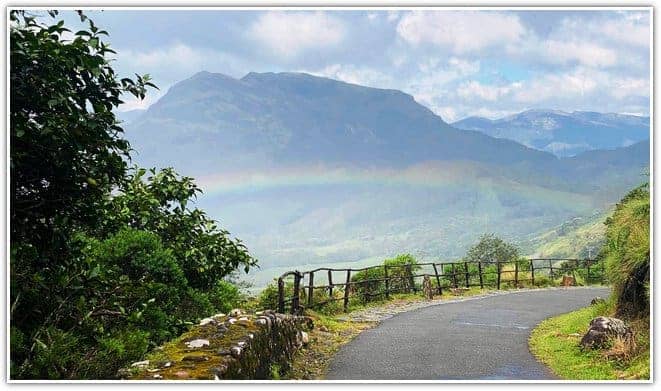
left=529, top=300, right=650, bottom=380
left=284, top=310, right=375, bottom=380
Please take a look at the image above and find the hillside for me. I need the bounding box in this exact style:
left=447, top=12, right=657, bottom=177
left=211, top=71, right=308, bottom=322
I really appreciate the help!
left=452, top=109, right=649, bottom=157
left=524, top=210, right=610, bottom=259
left=122, top=71, right=649, bottom=280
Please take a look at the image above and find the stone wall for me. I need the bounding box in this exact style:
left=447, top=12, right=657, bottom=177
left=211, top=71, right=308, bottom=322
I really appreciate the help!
left=123, top=310, right=313, bottom=380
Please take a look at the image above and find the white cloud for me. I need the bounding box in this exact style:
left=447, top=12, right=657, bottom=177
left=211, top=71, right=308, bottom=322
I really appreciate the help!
left=248, top=11, right=345, bottom=59
left=396, top=11, right=526, bottom=54
left=303, top=64, right=394, bottom=89
left=457, top=81, right=520, bottom=102
left=117, top=42, right=249, bottom=80
left=542, top=40, right=618, bottom=68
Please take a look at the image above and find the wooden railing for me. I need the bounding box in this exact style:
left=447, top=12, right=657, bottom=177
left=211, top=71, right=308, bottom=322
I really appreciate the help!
left=277, top=258, right=605, bottom=314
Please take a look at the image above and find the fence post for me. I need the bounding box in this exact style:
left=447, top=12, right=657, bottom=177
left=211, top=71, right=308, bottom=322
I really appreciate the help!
left=464, top=262, right=470, bottom=288
left=586, top=260, right=591, bottom=285
left=530, top=259, right=535, bottom=287
left=292, top=272, right=302, bottom=314
left=432, top=263, right=442, bottom=295
left=384, top=265, right=390, bottom=299
left=307, top=271, right=315, bottom=308
left=328, top=270, right=334, bottom=297
left=514, top=261, right=519, bottom=287
left=277, top=277, right=285, bottom=313
left=343, top=269, right=351, bottom=312
left=451, top=263, right=458, bottom=288
left=549, top=259, right=554, bottom=278
left=407, top=264, right=416, bottom=293
left=478, top=262, right=484, bottom=289
left=496, top=262, right=501, bottom=290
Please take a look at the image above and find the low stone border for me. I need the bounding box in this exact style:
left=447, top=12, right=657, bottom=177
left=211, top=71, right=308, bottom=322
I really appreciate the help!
left=122, top=310, right=313, bottom=380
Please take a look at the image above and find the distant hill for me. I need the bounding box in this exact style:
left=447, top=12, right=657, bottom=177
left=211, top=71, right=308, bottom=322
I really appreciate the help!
left=452, top=109, right=649, bottom=157
left=122, top=71, right=649, bottom=276
left=115, top=109, right=146, bottom=125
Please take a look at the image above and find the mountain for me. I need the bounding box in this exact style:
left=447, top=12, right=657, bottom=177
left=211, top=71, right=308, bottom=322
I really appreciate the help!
left=127, top=71, right=557, bottom=174
left=123, top=71, right=649, bottom=285
left=452, top=109, right=649, bottom=157
left=115, top=109, right=146, bottom=125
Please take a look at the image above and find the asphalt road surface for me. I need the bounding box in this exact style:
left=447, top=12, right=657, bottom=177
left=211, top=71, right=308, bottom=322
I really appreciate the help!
left=326, top=287, right=610, bottom=380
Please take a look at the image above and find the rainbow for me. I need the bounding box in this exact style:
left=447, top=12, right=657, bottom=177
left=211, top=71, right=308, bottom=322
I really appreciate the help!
left=195, top=162, right=481, bottom=196
left=193, top=162, right=595, bottom=211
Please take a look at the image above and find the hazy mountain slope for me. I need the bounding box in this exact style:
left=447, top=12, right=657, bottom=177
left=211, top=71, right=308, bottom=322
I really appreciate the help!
left=122, top=71, right=649, bottom=284
left=127, top=71, right=557, bottom=174
left=452, top=109, right=649, bottom=157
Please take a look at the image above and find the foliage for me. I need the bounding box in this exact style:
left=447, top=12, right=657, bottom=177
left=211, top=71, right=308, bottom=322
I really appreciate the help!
left=464, top=233, right=520, bottom=264
left=601, top=183, right=650, bottom=318
left=100, top=167, right=257, bottom=290
left=351, top=254, right=420, bottom=303
left=10, top=11, right=253, bottom=379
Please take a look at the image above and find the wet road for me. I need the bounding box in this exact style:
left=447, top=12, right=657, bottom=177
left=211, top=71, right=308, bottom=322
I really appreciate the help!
left=326, top=287, right=609, bottom=380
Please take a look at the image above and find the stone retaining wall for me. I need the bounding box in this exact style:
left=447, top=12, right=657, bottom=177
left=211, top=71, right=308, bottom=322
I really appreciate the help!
left=123, top=310, right=313, bottom=380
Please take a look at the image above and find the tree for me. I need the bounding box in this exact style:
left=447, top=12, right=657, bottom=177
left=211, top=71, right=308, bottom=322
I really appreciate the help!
left=100, top=167, right=258, bottom=290
left=10, top=11, right=256, bottom=379
left=464, top=233, right=520, bottom=264
left=10, top=10, right=156, bottom=377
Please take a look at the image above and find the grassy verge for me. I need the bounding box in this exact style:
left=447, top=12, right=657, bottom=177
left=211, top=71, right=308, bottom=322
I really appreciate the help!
left=529, top=301, right=650, bottom=380
left=283, top=311, right=376, bottom=379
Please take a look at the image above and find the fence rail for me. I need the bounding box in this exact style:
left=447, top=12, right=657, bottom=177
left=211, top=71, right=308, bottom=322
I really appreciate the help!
left=277, top=258, right=605, bottom=314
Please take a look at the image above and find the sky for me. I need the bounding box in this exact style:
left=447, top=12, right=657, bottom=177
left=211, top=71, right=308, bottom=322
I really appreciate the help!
left=58, top=8, right=651, bottom=122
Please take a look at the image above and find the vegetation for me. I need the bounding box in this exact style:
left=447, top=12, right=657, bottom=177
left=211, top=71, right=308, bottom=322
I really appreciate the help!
left=529, top=183, right=650, bottom=380
left=528, top=211, right=608, bottom=259
left=529, top=300, right=649, bottom=380
left=464, top=233, right=520, bottom=264
left=10, top=11, right=256, bottom=379
left=602, top=183, right=650, bottom=318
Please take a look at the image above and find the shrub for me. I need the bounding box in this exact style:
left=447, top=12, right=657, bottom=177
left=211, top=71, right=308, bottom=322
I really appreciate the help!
left=602, top=183, right=650, bottom=318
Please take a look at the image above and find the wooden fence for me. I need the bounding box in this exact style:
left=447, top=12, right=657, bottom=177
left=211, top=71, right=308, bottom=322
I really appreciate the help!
left=276, top=258, right=605, bottom=314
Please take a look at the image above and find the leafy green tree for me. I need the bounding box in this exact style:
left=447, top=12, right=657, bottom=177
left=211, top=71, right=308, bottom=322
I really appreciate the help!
left=10, top=11, right=255, bottom=379
left=464, top=233, right=520, bottom=265
left=100, top=167, right=258, bottom=290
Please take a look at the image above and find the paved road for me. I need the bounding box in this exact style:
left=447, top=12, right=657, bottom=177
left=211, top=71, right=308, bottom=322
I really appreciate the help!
left=326, top=287, right=609, bottom=380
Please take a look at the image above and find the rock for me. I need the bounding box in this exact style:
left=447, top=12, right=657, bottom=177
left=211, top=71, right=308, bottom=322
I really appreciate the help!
left=217, top=349, right=231, bottom=356
left=227, top=318, right=237, bottom=325
left=255, top=318, right=268, bottom=326
left=319, top=325, right=329, bottom=332
left=153, top=374, right=163, bottom=379
left=217, top=324, right=229, bottom=333
left=131, top=360, right=150, bottom=368
left=562, top=275, right=576, bottom=287
left=146, top=368, right=160, bottom=373
left=591, top=297, right=606, bottom=305
left=580, top=316, right=633, bottom=349
left=238, top=316, right=249, bottom=322
left=300, top=331, right=309, bottom=345
left=229, top=308, right=243, bottom=317
left=199, top=317, right=216, bottom=326
left=422, top=275, right=434, bottom=300
left=182, top=355, right=210, bottom=362
left=174, top=370, right=189, bottom=379
left=230, top=346, right=243, bottom=358
left=213, top=313, right=226, bottom=318
left=163, top=361, right=172, bottom=368
left=185, top=339, right=210, bottom=349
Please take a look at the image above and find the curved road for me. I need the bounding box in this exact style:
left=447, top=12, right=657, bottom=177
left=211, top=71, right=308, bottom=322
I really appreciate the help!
left=326, top=287, right=609, bottom=380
